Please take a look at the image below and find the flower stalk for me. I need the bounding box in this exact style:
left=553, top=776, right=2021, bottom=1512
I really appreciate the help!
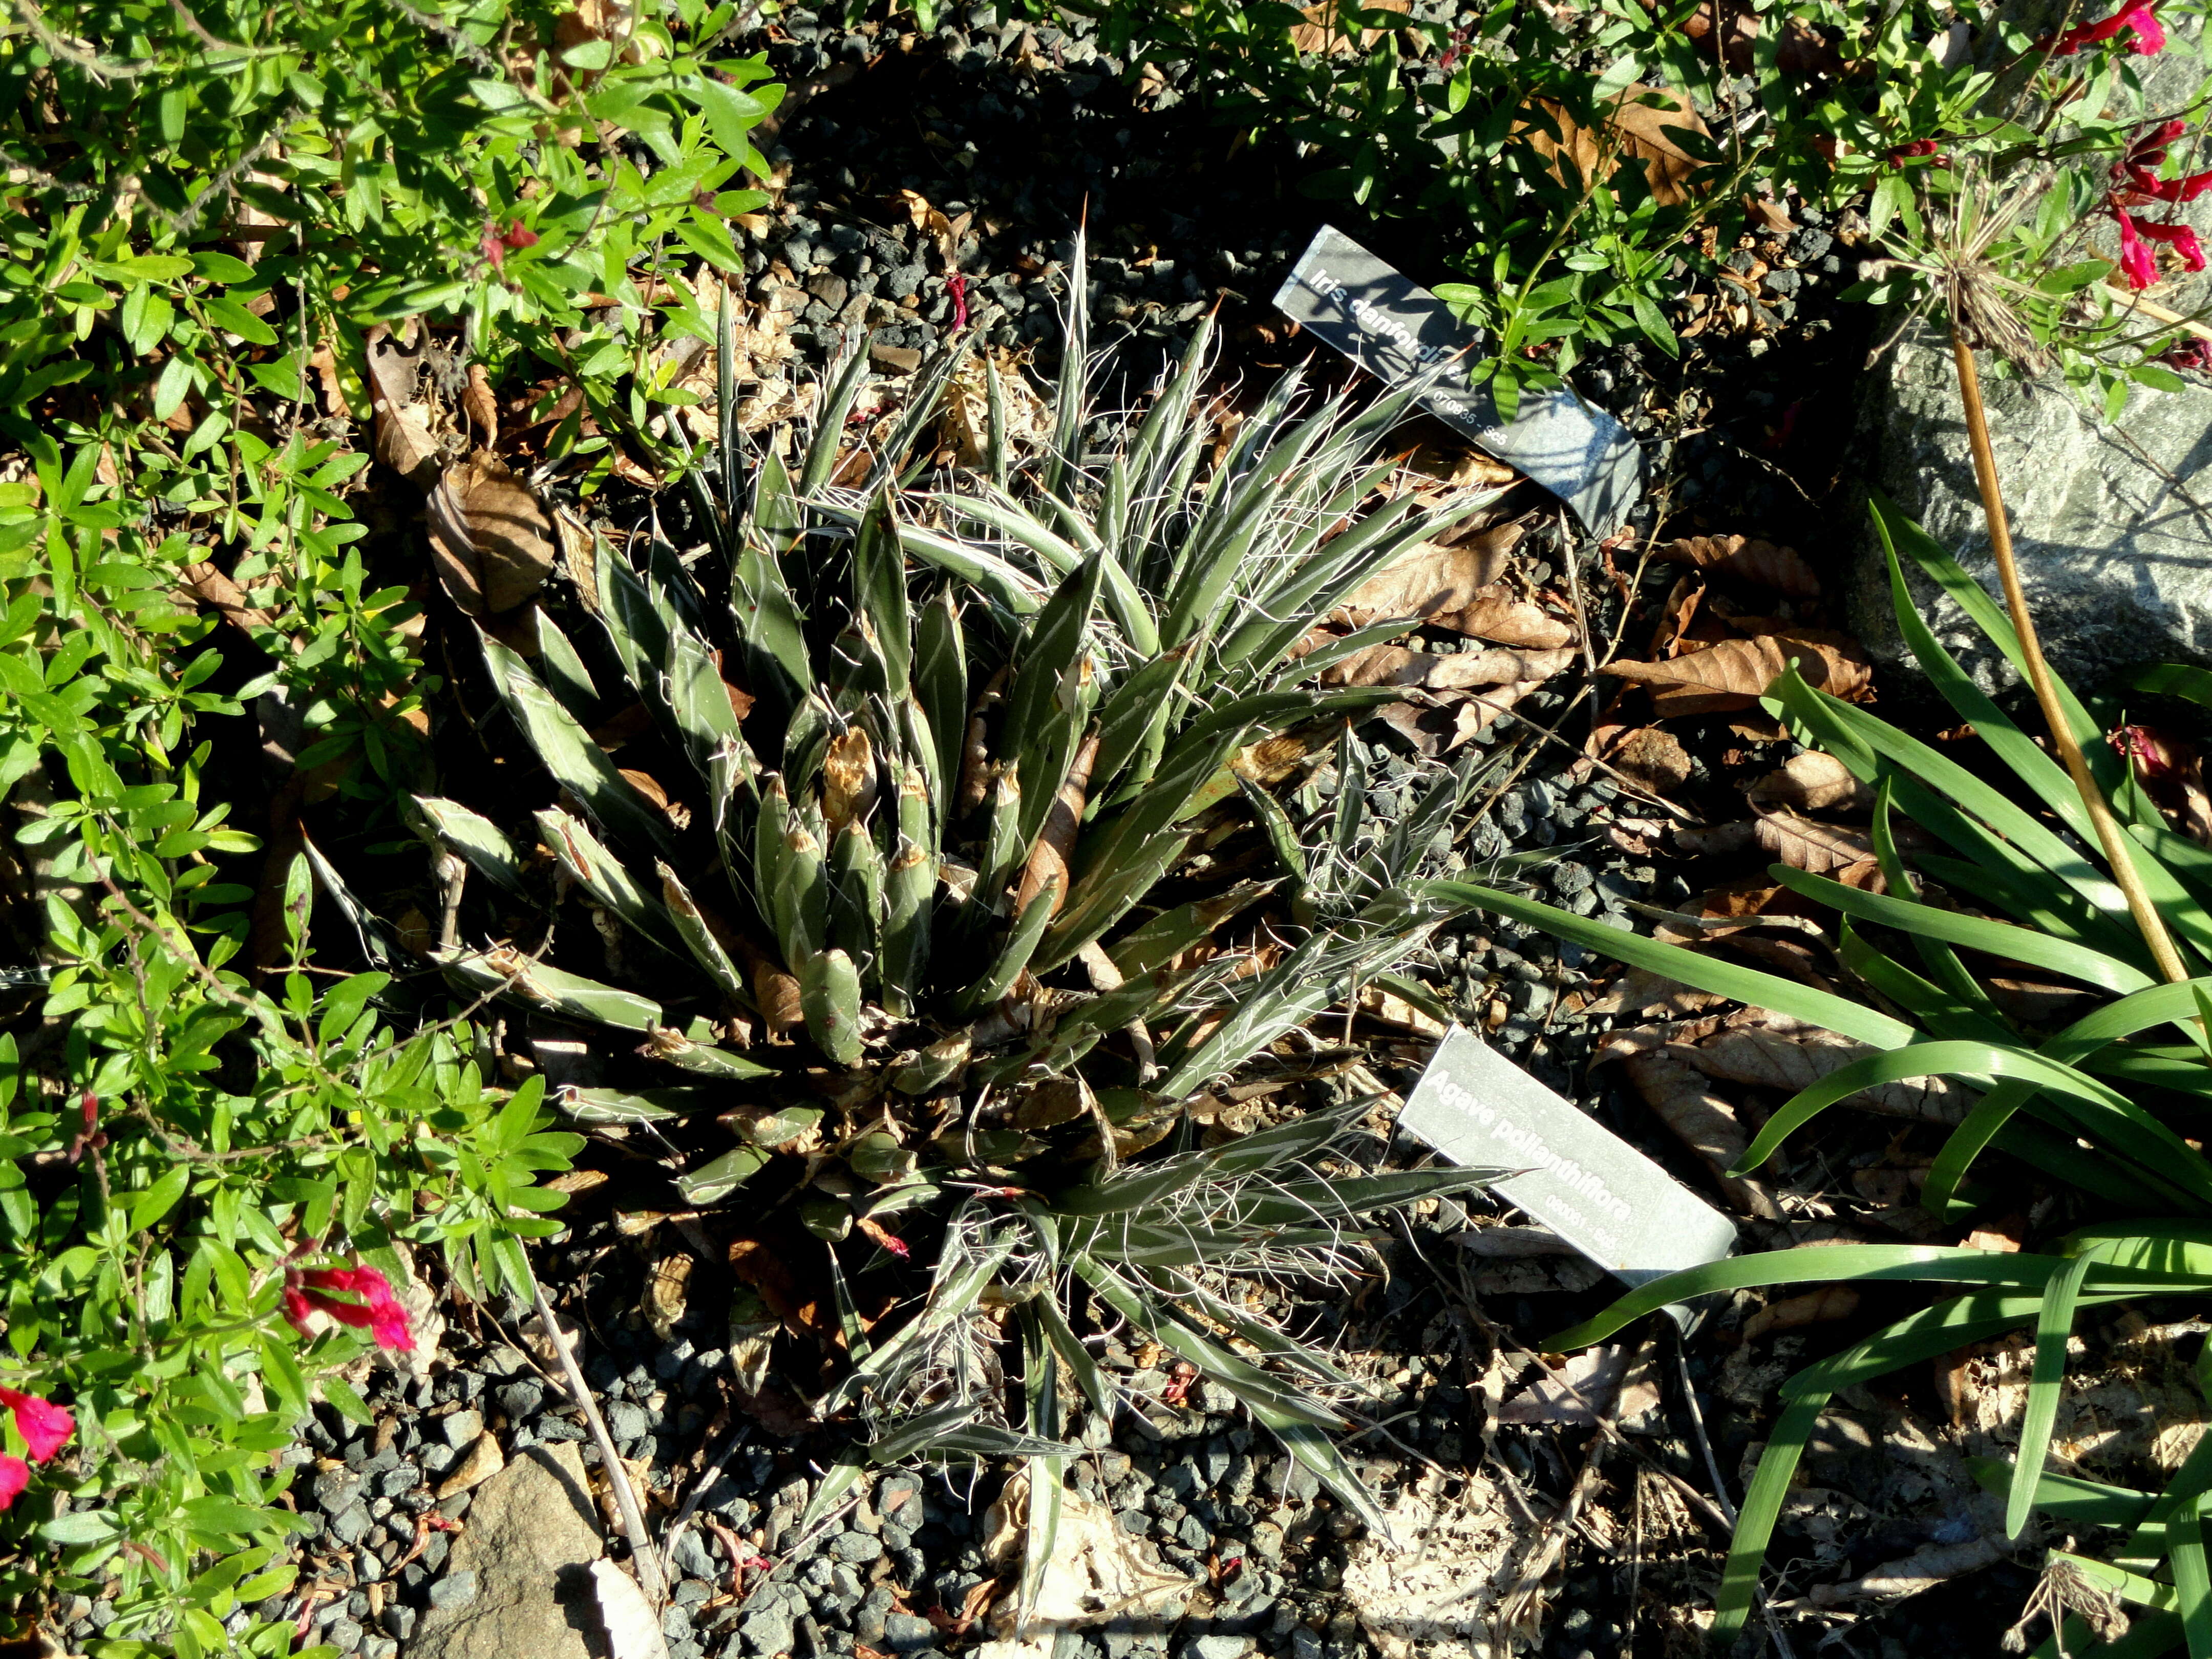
left=1948, top=333, right=2190, bottom=985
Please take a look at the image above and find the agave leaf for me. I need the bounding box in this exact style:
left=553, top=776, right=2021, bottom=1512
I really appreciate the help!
left=830, top=820, right=886, bottom=976
left=1212, top=485, right=1443, bottom=676
left=895, top=521, right=1050, bottom=614
left=1073, top=1255, right=1343, bottom=1430
left=1123, top=309, right=1215, bottom=522
left=678, top=1142, right=772, bottom=1205
left=538, top=807, right=684, bottom=956
left=1025, top=962, right=1204, bottom=1076
left=480, top=631, right=675, bottom=858
left=800, top=947, right=864, bottom=1064
left=1014, top=1309, right=1068, bottom=1629
left=667, top=625, right=755, bottom=785
left=589, top=533, right=671, bottom=695
left=434, top=946, right=662, bottom=1033
left=985, top=353, right=1011, bottom=488
left=854, top=485, right=913, bottom=698
left=877, top=332, right=976, bottom=486
left=1239, top=774, right=1307, bottom=886
left=974, top=764, right=1027, bottom=913
left=734, top=459, right=813, bottom=705
left=802, top=334, right=875, bottom=497
left=1088, top=647, right=1187, bottom=782
left=534, top=608, right=600, bottom=720
left=405, top=795, right=530, bottom=897
left=1160, top=388, right=1347, bottom=651
left=1261, top=1416, right=1396, bottom=1544
left=958, top=882, right=1059, bottom=1014
left=913, top=591, right=969, bottom=812
left=781, top=816, right=831, bottom=968
left=657, top=861, right=750, bottom=1003
left=882, top=837, right=936, bottom=1020
left=1222, top=1169, right=1505, bottom=1228
left=1153, top=1268, right=1359, bottom=1394
left=559, top=1087, right=717, bottom=1125
left=1041, top=220, right=1088, bottom=500
left=1153, top=933, right=1343, bottom=1099
left=649, top=1029, right=777, bottom=1080
left=820, top=1230, right=1018, bottom=1416
left=1105, top=882, right=1275, bottom=979
left=1043, top=711, right=1259, bottom=969
left=1029, top=1284, right=1113, bottom=1417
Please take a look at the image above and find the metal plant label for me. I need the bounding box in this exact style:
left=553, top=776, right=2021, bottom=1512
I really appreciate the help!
left=1272, top=225, right=1646, bottom=538
left=1398, top=1025, right=1735, bottom=1294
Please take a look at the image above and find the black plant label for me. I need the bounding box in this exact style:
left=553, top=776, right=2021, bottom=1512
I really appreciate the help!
left=1273, top=226, right=1646, bottom=537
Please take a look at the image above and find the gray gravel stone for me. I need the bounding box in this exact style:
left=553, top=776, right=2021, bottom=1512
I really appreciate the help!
left=828, top=1529, right=884, bottom=1564
left=607, top=1400, right=652, bottom=1444
left=439, top=1409, right=483, bottom=1448
left=884, top=1611, right=938, bottom=1652
left=738, top=1602, right=796, bottom=1656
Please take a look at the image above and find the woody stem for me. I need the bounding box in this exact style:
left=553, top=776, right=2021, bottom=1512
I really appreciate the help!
left=1950, top=333, right=2188, bottom=984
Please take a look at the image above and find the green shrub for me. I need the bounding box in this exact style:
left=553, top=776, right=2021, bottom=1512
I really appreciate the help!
left=2, top=0, right=783, bottom=801
left=0, top=445, right=585, bottom=1653
left=1435, top=499, right=2212, bottom=1653
left=0, top=2, right=783, bottom=1648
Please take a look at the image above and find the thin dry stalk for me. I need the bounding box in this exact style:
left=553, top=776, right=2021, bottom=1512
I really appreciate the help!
left=523, top=1252, right=670, bottom=1608
left=1949, top=335, right=2190, bottom=986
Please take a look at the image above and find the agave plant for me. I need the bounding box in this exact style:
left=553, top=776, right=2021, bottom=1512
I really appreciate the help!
left=1433, top=500, right=2212, bottom=1654
left=403, top=256, right=1513, bottom=1525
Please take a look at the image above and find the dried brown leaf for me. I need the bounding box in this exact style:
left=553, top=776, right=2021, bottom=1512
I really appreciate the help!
left=1677, top=1014, right=1969, bottom=1124
left=821, top=727, right=877, bottom=833
left=1334, top=522, right=1525, bottom=630
left=1519, top=86, right=1712, bottom=210
left=1619, top=1050, right=1779, bottom=1217
left=1289, top=0, right=1408, bottom=53
left=1748, top=750, right=1871, bottom=813
left=1323, top=643, right=1575, bottom=690
left=1655, top=534, right=1819, bottom=597
left=1379, top=680, right=1539, bottom=755
left=426, top=449, right=556, bottom=616
left=1754, top=808, right=1873, bottom=875
left=1609, top=727, right=1692, bottom=794
left=1742, top=1285, right=1860, bottom=1341
left=364, top=322, right=442, bottom=486
left=1016, top=733, right=1097, bottom=920
left=1434, top=587, right=1576, bottom=647
left=1600, top=631, right=1871, bottom=718
left=462, top=363, right=499, bottom=445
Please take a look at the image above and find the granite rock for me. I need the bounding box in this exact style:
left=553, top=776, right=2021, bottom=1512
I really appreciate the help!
left=406, top=1442, right=604, bottom=1659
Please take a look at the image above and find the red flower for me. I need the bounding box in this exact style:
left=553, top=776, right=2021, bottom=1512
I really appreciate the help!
left=2157, top=337, right=2212, bottom=371
left=1887, top=138, right=1941, bottom=169
left=2040, top=0, right=2165, bottom=55
left=2138, top=216, right=2207, bottom=271
left=2116, top=205, right=2161, bottom=287
left=283, top=1264, right=414, bottom=1353
left=66, top=1088, right=105, bottom=1166
left=0, top=1388, right=73, bottom=1463
left=480, top=219, right=540, bottom=270
left=0, top=1457, right=25, bottom=1512
left=948, top=272, right=969, bottom=332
